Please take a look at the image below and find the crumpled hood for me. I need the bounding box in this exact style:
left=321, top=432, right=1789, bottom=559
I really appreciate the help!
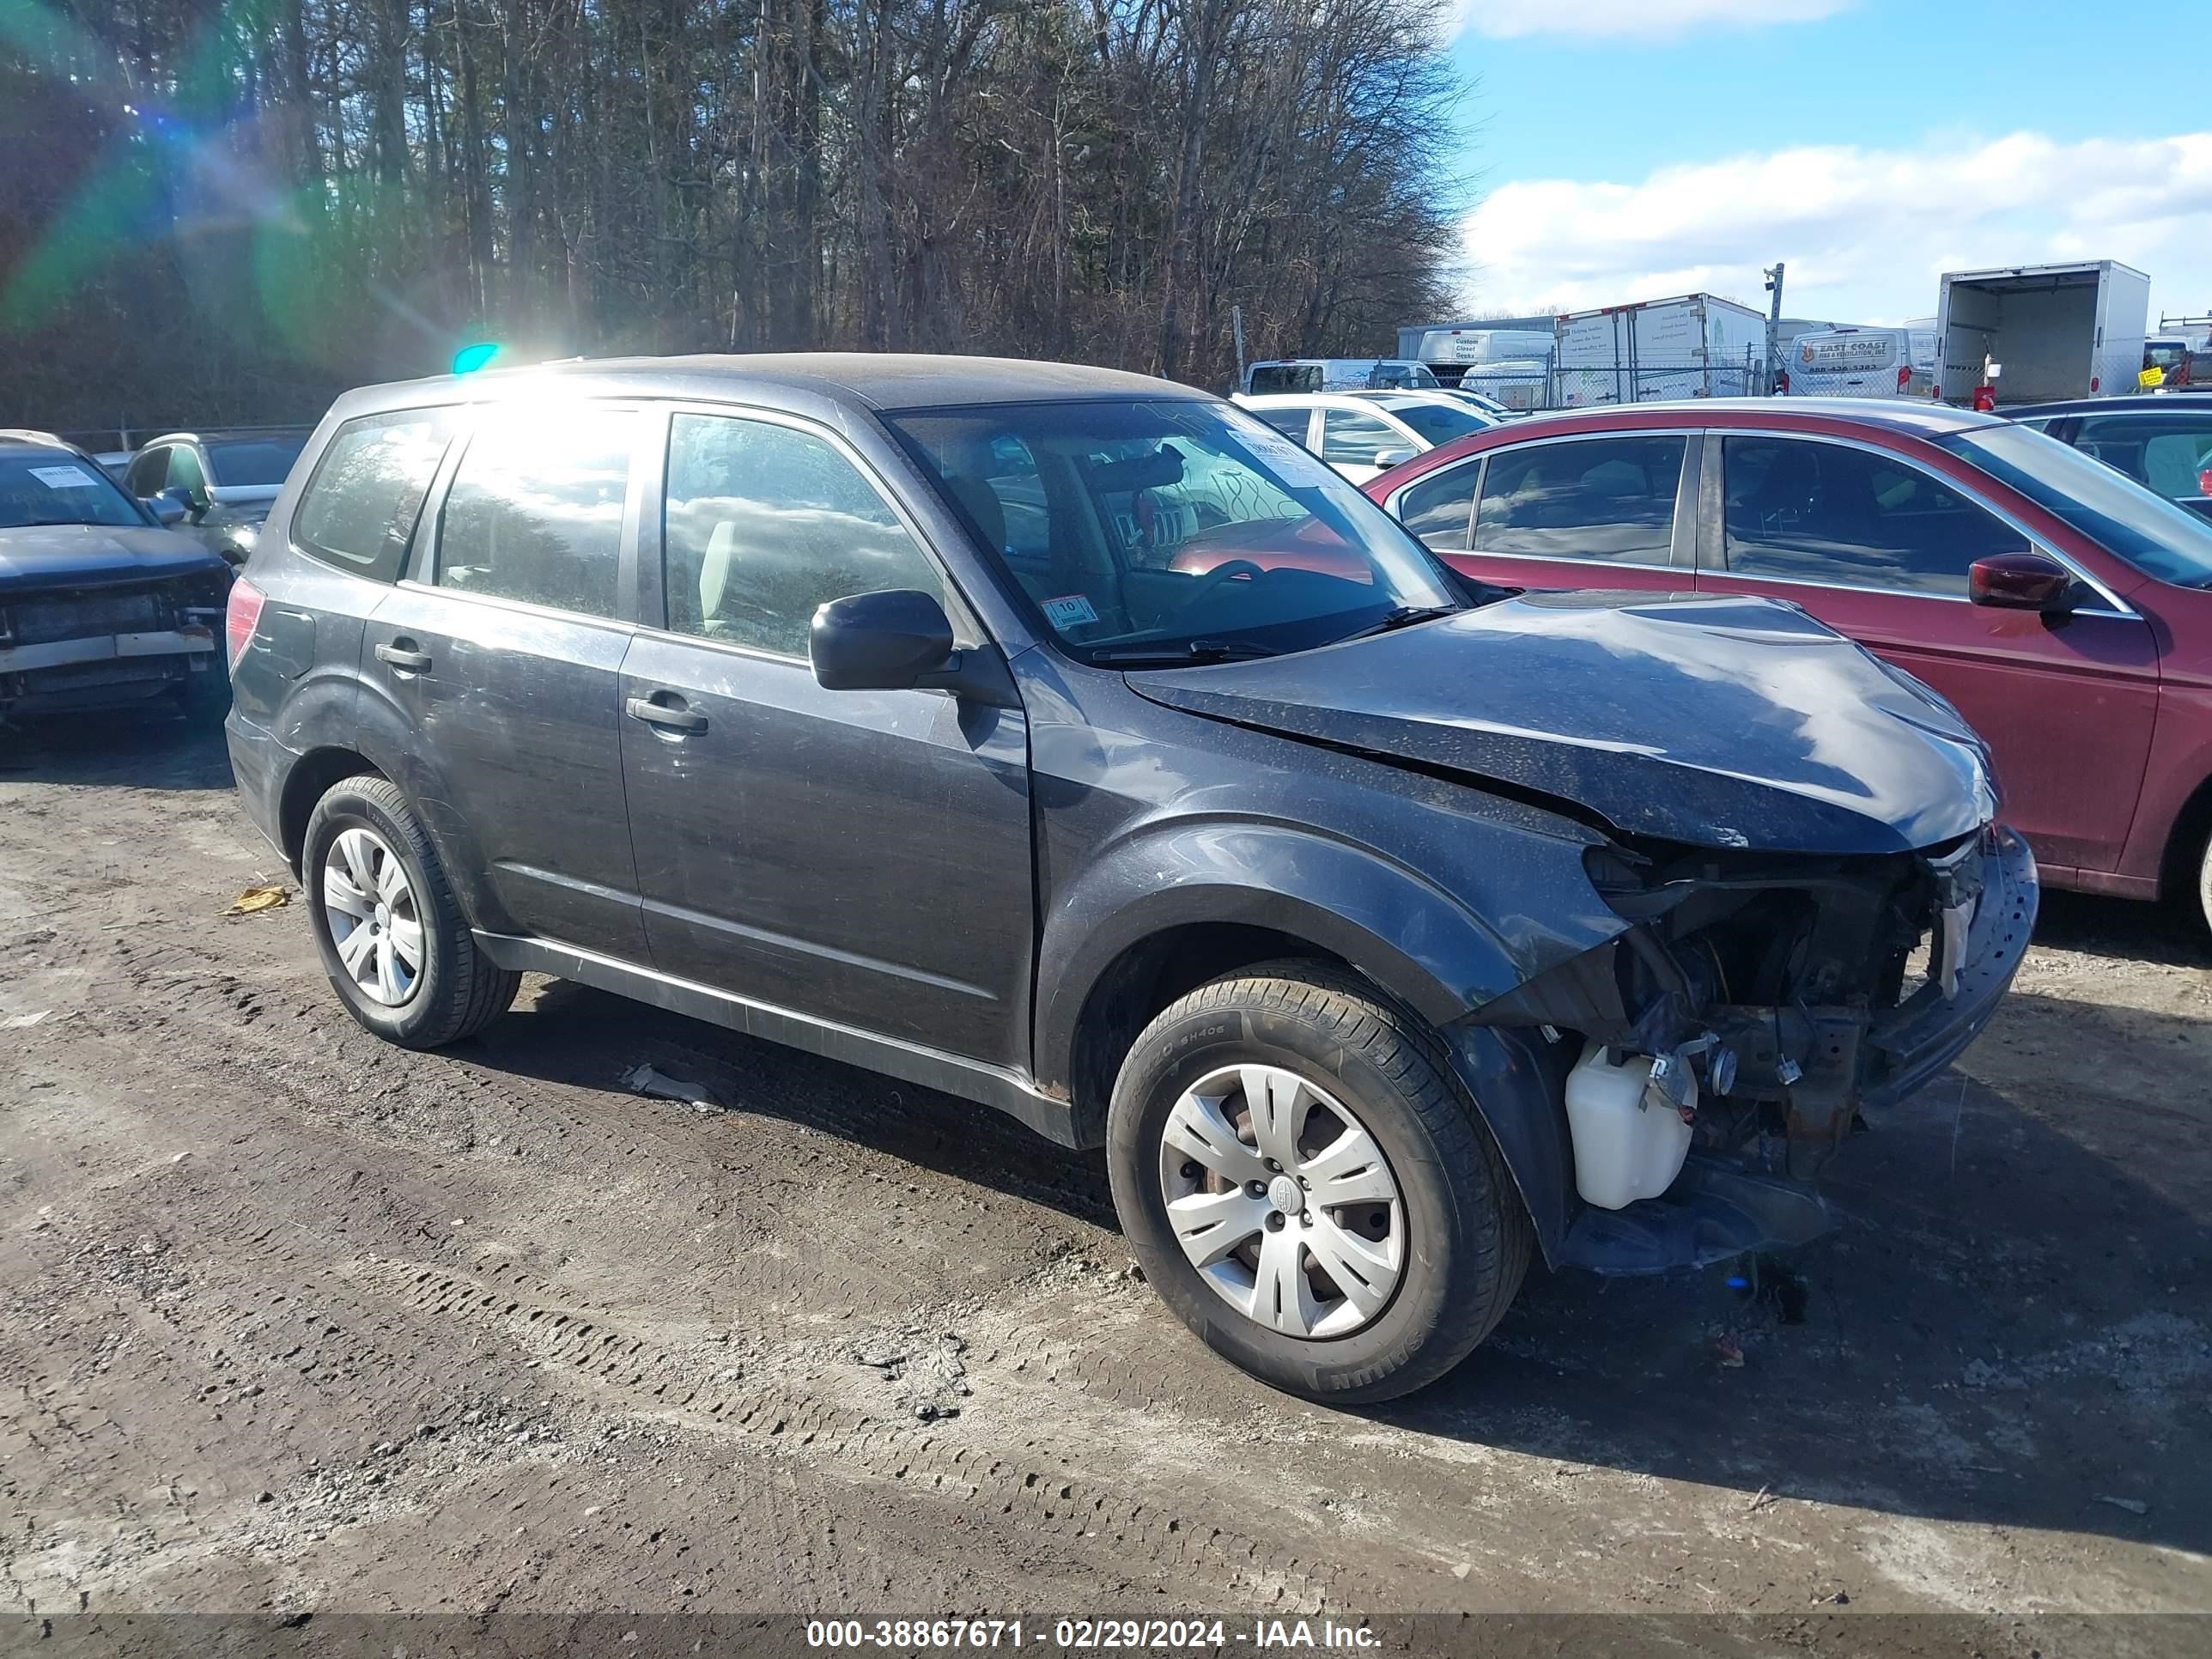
left=0, top=523, right=231, bottom=596
left=1128, top=591, right=1998, bottom=855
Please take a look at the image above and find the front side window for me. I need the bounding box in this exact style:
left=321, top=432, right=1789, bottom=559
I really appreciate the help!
left=0, top=453, right=148, bottom=528
left=887, top=398, right=1456, bottom=666
left=1396, top=461, right=1480, bottom=550
left=294, top=409, right=456, bottom=580
left=165, top=446, right=207, bottom=501
left=662, top=411, right=950, bottom=657
left=1722, top=435, right=2023, bottom=595
left=1473, top=434, right=1685, bottom=564
left=1320, top=408, right=1404, bottom=467
left=2071, top=413, right=2212, bottom=503
left=436, top=405, right=635, bottom=617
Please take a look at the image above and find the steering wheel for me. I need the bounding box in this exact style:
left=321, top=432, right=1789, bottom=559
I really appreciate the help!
left=1176, top=558, right=1265, bottom=611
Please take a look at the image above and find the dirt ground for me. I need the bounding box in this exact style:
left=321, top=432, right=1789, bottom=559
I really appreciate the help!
left=3, top=713, right=2208, bottom=1647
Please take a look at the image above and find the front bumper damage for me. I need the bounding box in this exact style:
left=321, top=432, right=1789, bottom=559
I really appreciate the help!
left=0, top=585, right=225, bottom=719
left=1475, top=824, right=2038, bottom=1274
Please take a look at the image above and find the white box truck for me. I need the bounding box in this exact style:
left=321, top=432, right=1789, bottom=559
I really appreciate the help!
left=1935, top=261, right=2150, bottom=405
left=1551, top=294, right=1769, bottom=406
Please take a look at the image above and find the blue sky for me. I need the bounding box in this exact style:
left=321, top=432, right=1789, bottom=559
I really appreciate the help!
left=1445, top=0, right=2212, bottom=327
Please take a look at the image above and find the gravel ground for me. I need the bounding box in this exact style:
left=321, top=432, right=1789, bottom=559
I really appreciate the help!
left=2, top=714, right=2208, bottom=1648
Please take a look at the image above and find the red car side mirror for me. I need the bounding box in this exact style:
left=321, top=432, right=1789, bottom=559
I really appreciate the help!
left=1969, top=550, right=2072, bottom=613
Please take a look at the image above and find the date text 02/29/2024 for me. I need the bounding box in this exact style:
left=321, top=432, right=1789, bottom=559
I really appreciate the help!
left=805, top=1619, right=1382, bottom=1650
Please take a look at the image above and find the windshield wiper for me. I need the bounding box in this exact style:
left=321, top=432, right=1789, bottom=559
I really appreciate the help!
left=1333, top=605, right=1459, bottom=644
left=1086, top=638, right=1279, bottom=667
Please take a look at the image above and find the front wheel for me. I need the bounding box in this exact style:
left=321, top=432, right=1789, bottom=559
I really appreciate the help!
left=2195, top=825, right=2212, bottom=939
left=1107, top=961, right=1532, bottom=1403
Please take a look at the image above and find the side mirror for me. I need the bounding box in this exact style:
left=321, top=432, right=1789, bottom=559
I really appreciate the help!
left=1372, top=448, right=1414, bottom=470
left=149, top=492, right=189, bottom=526
left=155, top=485, right=202, bottom=523
left=1969, top=550, right=2073, bottom=613
left=811, top=588, right=956, bottom=691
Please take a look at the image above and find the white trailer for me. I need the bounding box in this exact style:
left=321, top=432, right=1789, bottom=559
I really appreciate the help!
left=1412, top=327, right=1555, bottom=368
left=1551, top=294, right=1769, bottom=406
left=1935, top=261, right=2150, bottom=405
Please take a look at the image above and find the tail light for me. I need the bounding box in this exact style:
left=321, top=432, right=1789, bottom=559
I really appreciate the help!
left=2198, top=465, right=2212, bottom=497
left=2091, top=375, right=2100, bottom=393
left=225, top=575, right=265, bottom=669
left=1896, top=366, right=1911, bottom=391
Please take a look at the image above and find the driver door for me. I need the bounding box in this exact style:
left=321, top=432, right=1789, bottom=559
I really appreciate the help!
left=1316, top=407, right=1410, bottom=484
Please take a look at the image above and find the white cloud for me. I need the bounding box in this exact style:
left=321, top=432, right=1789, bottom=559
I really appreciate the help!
left=1463, top=131, right=2212, bottom=325
left=1455, top=0, right=1850, bottom=40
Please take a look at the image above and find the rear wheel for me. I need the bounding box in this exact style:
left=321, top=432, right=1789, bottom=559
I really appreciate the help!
left=301, top=775, right=518, bottom=1048
left=1107, top=960, right=1531, bottom=1403
left=2196, top=826, right=2212, bottom=938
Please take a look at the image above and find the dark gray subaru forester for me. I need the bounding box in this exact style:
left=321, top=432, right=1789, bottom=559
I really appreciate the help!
left=226, top=354, right=2035, bottom=1401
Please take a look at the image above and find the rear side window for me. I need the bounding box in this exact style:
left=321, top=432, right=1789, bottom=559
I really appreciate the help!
left=1721, top=435, right=2023, bottom=595
left=1250, top=406, right=1312, bottom=443
left=1396, top=461, right=1480, bottom=550
left=661, top=411, right=949, bottom=657
left=294, top=410, right=456, bottom=581
left=436, top=407, right=636, bottom=617
left=1473, top=435, right=1685, bottom=564
left=1249, top=366, right=1322, bottom=395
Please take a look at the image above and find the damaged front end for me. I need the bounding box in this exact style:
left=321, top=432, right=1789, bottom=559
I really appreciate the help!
left=1474, top=822, right=2039, bottom=1274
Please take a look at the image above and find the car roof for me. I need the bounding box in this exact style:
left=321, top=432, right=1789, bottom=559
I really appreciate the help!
left=1455, top=397, right=2003, bottom=436
left=2006, top=394, right=2212, bottom=418
left=0, top=429, right=97, bottom=463
left=137, top=427, right=318, bottom=447
left=329, top=354, right=1200, bottom=422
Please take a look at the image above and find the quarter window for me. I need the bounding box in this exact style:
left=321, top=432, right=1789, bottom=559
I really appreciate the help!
left=1721, top=435, right=2024, bottom=595
left=1396, top=462, right=1480, bottom=550
left=437, top=406, right=636, bottom=617
left=294, top=409, right=456, bottom=581
left=1473, top=435, right=1685, bottom=564
left=661, top=411, right=949, bottom=658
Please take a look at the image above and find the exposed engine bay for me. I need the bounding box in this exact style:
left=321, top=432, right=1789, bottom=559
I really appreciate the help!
left=1474, top=822, right=2039, bottom=1271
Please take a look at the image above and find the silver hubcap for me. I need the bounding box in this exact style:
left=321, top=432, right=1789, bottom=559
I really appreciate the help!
left=1158, top=1063, right=1406, bottom=1340
left=322, top=827, right=423, bottom=1007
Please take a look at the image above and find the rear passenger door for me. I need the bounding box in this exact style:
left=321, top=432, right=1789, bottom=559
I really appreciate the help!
left=1416, top=433, right=1694, bottom=592
left=363, top=402, right=651, bottom=960
left=1693, top=431, right=2159, bottom=876
left=617, top=405, right=1034, bottom=1068
left=1316, top=407, right=1409, bottom=483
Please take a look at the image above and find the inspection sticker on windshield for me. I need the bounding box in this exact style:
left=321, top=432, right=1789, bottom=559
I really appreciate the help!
left=30, top=465, right=100, bottom=489
left=1041, top=592, right=1100, bottom=629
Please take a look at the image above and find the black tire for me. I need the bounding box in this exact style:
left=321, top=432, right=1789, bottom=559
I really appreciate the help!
left=2195, top=826, right=2212, bottom=939
left=301, top=774, right=519, bottom=1048
left=1107, top=959, right=1533, bottom=1404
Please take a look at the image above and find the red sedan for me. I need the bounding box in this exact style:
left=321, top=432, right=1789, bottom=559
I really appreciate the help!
left=1356, top=399, right=2212, bottom=927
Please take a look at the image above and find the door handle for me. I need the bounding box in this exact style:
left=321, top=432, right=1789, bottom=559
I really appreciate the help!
left=376, top=640, right=432, bottom=672
left=625, top=694, right=708, bottom=734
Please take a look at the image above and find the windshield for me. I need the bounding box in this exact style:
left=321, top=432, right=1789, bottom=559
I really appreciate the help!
left=887, top=398, right=1458, bottom=665
left=1371, top=398, right=1491, bottom=447
left=206, top=435, right=307, bottom=487
left=1936, top=422, right=2212, bottom=588
left=0, top=453, right=148, bottom=528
